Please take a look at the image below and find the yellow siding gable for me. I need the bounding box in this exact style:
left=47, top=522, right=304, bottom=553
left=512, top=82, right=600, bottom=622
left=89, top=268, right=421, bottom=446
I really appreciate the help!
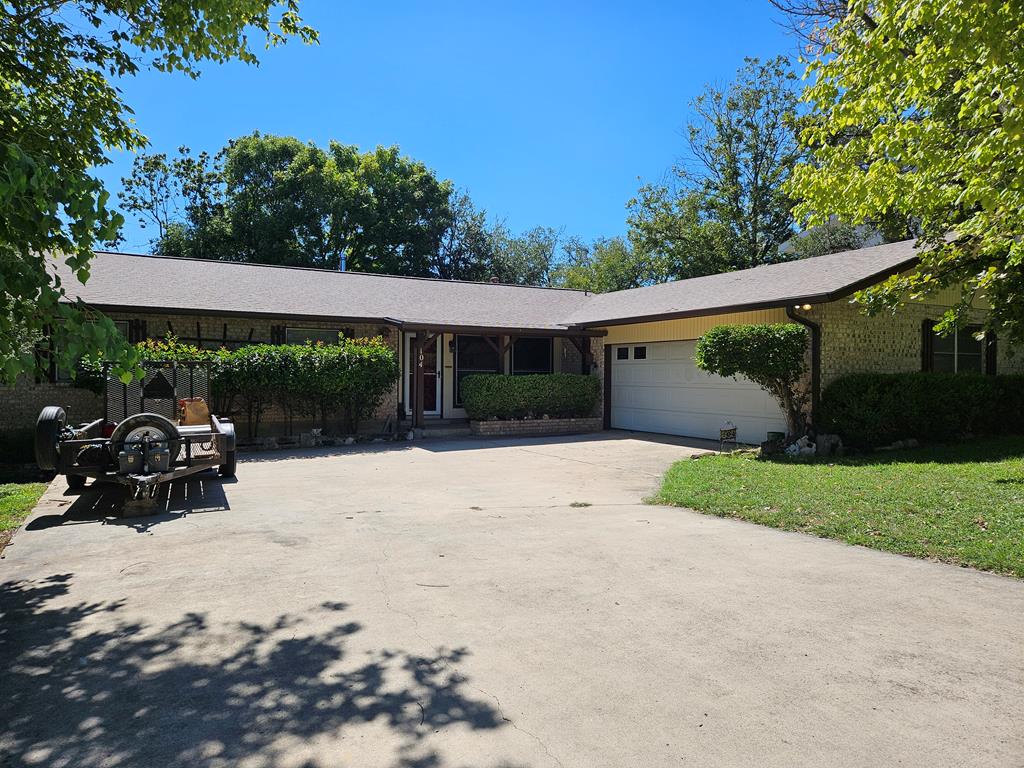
left=598, top=308, right=790, bottom=344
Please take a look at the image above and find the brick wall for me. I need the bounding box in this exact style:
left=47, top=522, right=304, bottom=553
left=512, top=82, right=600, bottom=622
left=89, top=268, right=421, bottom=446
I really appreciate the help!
left=802, top=298, right=1024, bottom=388
left=470, top=416, right=603, bottom=437
left=1, top=311, right=402, bottom=438
left=0, top=378, right=104, bottom=434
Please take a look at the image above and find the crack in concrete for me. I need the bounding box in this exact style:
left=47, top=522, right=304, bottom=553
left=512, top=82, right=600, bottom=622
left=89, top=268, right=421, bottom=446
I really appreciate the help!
left=511, top=445, right=672, bottom=478
left=475, top=685, right=565, bottom=768
left=462, top=502, right=649, bottom=512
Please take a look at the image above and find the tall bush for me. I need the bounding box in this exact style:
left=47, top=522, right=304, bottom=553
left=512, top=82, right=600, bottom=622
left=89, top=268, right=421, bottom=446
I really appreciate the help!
left=460, top=373, right=600, bottom=420
left=819, top=373, right=1024, bottom=448
left=695, top=323, right=810, bottom=437
left=82, top=335, right=399, bottom=438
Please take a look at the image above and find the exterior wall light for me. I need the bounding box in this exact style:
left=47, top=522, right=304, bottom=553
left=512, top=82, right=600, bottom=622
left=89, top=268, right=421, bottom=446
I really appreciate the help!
left=801, top=304, right=812, bottom=311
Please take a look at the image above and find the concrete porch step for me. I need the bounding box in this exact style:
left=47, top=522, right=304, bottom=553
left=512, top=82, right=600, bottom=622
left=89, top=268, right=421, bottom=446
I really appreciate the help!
left=399, top=418, right=471, bottom=439
left=416, top=426, right=472, bottom=438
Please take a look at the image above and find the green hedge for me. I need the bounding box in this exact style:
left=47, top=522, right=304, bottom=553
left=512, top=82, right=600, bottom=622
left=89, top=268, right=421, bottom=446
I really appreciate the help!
left=819, top=372, right=1024, bottom=448
left=460, top=373, right=600, bottom=420
left=82, top=335, right=399, bottom=437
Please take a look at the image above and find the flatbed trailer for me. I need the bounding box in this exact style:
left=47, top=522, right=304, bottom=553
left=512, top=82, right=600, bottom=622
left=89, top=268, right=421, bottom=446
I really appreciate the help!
left=35, top=361, right=236, bottom=500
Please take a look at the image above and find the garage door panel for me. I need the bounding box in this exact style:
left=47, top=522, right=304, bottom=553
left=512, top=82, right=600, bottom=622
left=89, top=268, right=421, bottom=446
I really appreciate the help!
left=610, top=341, right=787, bottom=442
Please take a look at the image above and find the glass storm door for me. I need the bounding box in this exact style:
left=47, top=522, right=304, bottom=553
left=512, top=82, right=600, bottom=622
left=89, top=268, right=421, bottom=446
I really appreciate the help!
left=405, top=334, right=441, bottom=416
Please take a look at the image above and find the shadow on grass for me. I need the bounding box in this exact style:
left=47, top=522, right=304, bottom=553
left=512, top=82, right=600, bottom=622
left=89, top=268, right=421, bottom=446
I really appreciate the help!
left=0, top=574, right=518, bottom=768
left=756, top=436, right=1024, bottom=467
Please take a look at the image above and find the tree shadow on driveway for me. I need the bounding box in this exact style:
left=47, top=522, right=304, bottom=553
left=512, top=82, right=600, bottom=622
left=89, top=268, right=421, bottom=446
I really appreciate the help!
left=0, top=574, right=519, bottom=768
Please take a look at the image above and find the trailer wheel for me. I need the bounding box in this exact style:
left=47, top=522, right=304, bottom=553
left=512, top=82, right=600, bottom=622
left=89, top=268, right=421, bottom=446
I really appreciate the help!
left=35, top=406, right=66, bottom=471
left=66, top=474, right=87, bottom=490
left=109, top=413, right=181, bottom=461
left=219, top=422, right=236, bottom=477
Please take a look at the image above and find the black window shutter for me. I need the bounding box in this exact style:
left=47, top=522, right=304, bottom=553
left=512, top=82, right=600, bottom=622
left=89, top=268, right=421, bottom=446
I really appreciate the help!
left=985, top=331, right=998, bottom=375
left=127, top=319, right=148, bottom=343
left=920, top=319, right=934, bottom=372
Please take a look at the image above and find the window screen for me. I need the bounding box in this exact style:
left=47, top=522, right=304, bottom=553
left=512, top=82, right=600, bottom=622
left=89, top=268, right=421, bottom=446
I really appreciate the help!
left=512, top=338, right=552, bottom=375
left=931, top=326, right=984, bottom=374
left=285, top=327, right=344, bottom=345
left=455, top=335, right=499, bottom=405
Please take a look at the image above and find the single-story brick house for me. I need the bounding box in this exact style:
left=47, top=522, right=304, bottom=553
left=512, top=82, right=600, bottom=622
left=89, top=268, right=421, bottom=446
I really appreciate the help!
left=7, top=238, right=1021, bottom=444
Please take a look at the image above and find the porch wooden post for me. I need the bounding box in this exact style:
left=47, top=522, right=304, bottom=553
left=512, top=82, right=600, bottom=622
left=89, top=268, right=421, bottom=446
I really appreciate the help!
left=412, top=333, right=425, bottom=429
left=580, top=336, right=592, bottom=375
left=497, top=334, right=507, bottom=374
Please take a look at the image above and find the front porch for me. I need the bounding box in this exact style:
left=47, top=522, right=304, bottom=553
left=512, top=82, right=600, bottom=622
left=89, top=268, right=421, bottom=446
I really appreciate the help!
left=397, top=327, right=603, bottom=430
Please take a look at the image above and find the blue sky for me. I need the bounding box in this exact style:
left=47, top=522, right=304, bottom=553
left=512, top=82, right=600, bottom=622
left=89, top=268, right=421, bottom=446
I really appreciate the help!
left=99, top=0, right=797, bottom=253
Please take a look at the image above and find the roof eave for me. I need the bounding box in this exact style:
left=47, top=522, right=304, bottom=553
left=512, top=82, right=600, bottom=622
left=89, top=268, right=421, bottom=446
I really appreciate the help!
left=77, top=304, right=606, bottom=337
left=569, top=256, right=919, bottom=329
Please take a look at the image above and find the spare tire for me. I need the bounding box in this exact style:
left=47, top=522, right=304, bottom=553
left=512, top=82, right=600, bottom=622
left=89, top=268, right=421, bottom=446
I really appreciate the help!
left=35, top=406, right=67, bottom=471
left=109, top=413, right=181, bottom=465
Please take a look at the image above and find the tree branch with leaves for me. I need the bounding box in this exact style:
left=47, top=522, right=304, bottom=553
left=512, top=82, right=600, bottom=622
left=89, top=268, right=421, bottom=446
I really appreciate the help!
left=0, top=0, right=317, bottom=383
left=786, top=0, right=1024, bottom=344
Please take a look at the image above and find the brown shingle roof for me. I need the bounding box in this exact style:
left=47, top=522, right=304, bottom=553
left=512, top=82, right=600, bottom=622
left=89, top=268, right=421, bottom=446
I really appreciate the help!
left=57, top=239, right=920, bottom=331
left=58, top=252, right=592, bottom=332
left=566, top=238, right=920, bottom=326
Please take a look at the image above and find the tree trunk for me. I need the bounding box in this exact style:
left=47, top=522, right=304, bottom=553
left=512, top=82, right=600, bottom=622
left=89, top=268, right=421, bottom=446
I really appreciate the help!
left=776, top=385, right=804, bottom=438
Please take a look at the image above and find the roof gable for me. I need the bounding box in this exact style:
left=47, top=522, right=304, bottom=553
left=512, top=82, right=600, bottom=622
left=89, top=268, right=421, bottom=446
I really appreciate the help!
left=565, top=239, right=920, bottom=326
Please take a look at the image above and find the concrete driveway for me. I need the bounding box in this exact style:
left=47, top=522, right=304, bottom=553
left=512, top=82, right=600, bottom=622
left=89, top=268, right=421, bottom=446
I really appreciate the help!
left=2, top=432, right=1022, bottom=768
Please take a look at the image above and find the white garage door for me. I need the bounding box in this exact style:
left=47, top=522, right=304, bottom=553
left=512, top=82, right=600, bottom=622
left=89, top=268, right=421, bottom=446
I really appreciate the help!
left=610, top=340, right=786, bottom=443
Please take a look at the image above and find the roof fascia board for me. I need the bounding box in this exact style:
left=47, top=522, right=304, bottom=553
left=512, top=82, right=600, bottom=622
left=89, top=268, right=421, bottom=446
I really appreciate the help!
left=570, top=257, right=919, bottom=329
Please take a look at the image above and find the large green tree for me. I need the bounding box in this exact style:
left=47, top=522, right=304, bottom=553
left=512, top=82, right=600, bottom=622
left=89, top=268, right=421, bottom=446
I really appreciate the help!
left=786, top=0, right=1024, bottom=342
left=331, top=143, right=453, bottom=276
left=432, top=191, right=495, bottom=281
left=0, top=0, right=315, bottom=383
left=551, top=236, right=671, bottom=293
left=630, top=56, right=802, bottom=279
left=224, top=134, right=337, bottom=267
left=123, top=136, right=455, bottom=276
left=627, top=185, right=736, bottom=281
left=786, top=219, right=868, bottom=259
left=487, top=225, right=561, bottom=286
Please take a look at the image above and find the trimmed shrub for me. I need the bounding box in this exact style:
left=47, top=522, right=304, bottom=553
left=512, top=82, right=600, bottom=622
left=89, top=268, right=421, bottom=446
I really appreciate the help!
left=819, top=372, right=1024, bottom=448
left=81, top=335, right=399, bottom=438
left=695, top=323, right=810, bottom=437
left=460, top=373, right=600, bottom=420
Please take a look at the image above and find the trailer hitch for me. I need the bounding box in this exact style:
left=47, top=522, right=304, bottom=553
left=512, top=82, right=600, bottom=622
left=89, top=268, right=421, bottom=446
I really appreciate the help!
left=128, top=473, right=162, bottom=501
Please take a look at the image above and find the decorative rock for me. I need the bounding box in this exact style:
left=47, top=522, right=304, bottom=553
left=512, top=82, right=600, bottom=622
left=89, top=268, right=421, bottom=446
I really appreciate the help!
left=815, top=433, right=843, bottom=457
left=784, top=435, right=816, bottom=457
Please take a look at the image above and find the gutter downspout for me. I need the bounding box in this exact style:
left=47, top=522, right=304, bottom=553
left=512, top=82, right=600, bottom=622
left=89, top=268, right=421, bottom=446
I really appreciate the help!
left=786, top=306, right=821, bottom=433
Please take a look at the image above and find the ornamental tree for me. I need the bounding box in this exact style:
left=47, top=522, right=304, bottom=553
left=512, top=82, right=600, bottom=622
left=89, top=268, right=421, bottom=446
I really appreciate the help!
left=787, top=0, right=1024, bottom=343
left=694, top=323, right=810, bottom=437
left=0, top=0, right=316, bottom=383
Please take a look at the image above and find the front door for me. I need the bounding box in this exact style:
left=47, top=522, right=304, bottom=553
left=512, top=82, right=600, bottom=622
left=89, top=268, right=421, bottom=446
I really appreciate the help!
left=404, top=333, right=441, bottom=416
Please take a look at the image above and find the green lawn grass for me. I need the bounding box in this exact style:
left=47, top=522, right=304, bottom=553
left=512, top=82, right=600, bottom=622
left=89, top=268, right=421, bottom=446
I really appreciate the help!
left=653, top=437, right=1024, bottom=577
left=0, top=482, right=47, bottom=551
